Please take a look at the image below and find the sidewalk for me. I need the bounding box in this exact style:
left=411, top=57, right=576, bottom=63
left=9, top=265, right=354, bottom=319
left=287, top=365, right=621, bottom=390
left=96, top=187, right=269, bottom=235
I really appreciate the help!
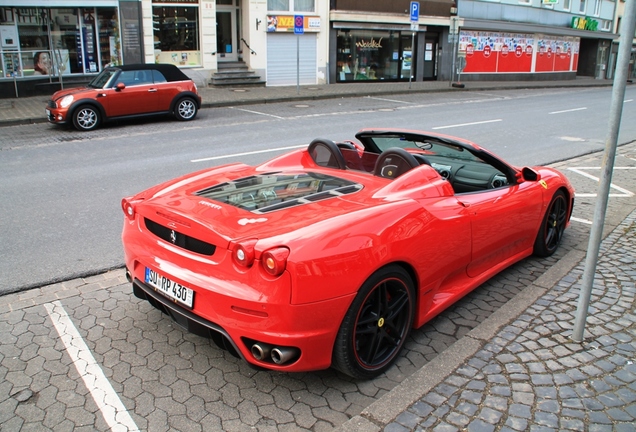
left=339, top=209, right=636, bottom=431
left=0, top=76, right=615, bottom=127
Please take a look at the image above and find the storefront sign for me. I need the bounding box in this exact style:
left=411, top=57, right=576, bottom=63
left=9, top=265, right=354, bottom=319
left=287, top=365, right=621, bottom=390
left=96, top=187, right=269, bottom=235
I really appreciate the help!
left=267, top=15, right=320, bottom=32
left=571, top=16, right=599, bottom=31
left=355, top=38, right=383, bottom=50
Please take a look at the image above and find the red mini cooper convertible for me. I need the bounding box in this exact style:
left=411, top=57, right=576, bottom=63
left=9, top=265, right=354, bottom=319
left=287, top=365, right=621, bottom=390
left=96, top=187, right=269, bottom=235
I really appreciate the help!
left=121, top=129, right=574, bottom=379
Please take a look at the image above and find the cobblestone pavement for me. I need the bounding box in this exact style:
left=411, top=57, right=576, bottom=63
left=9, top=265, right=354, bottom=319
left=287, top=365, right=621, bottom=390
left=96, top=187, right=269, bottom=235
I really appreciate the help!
left=1, top=144, right=635, bottom=431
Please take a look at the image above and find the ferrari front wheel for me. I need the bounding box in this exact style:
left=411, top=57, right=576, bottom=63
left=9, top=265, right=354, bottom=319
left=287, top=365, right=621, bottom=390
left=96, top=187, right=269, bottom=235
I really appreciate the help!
left=534, top=190, right=568, bottom=257
left=332, top=265, right=415, bottom=379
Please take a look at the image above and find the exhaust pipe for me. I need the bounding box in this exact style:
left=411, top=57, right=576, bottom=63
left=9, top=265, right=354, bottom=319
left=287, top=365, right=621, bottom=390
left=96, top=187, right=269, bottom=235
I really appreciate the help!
left=271, top=347, right=300, bottom=365
left=126, top=269, right=132, bottom=283
left=251, top=343, right=272, bottom=361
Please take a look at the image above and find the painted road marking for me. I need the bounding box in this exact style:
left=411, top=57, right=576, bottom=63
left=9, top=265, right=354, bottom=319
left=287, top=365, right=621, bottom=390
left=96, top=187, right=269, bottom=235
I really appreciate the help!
left=432, top=119, right=502, bottom=130
left=568, top=167, right=635, bottom=197
left=571, top=216, right=593, bottom=225
left=44, top=301, right=139, bottom=432
left=549, top=107, right=587, bottom=114
left=191, top=144, right=306, bottom=163
left=230, top=107, right=285, bottom=119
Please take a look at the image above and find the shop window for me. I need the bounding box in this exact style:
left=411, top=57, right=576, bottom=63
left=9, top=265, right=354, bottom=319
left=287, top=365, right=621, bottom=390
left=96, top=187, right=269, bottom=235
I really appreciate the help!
left=49, top=8, right=81, bottom=74
left=153, top=5, right=201, bottom=66
left=336, top=30, right=402, bottom=82
left=268, top=0, right=315, bottom=12
left=98, top=8, right=120, bottom=66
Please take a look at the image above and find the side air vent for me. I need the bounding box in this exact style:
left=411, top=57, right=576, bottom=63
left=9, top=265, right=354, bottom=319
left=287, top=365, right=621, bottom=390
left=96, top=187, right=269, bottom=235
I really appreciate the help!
left=144, top=218, right=216, bottom=255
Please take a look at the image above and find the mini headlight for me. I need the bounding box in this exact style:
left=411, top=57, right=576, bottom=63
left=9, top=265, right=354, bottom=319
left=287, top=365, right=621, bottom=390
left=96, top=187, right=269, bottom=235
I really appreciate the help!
left=59, top=95, right=74, bottom=108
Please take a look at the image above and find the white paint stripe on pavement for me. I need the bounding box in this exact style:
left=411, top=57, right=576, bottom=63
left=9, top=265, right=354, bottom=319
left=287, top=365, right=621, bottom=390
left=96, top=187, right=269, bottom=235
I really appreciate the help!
left=230, top=107, right=285, bottom=119
left=44, top=301, right=139, bottom=432
left=571, top=216, right=593, bottom=225
left=191, top=144, right=306, bottom=163
left=431, top=119, right=502, bottom=130
left=549, top=107, right=587, bottom=114
left=568, top=167, right=634, bottom=197
left=365, top=96, right=417, bottom=104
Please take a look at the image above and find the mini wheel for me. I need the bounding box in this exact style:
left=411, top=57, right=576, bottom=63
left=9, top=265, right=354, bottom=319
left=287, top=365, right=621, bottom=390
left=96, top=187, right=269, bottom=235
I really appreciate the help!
left=534, top=190, right=568, bottom=257
left=73, top=105, right=100, bottom=131
left=174, top=98, right=198, bottom=121
left=332, top=265, right=415, bottom=379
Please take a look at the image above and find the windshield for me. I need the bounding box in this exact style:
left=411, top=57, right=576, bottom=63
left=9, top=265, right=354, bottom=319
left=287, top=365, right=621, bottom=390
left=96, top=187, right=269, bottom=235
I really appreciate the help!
left=368, top=135, right=483, bottom=163
left=87, top=68, right=119, bottom=89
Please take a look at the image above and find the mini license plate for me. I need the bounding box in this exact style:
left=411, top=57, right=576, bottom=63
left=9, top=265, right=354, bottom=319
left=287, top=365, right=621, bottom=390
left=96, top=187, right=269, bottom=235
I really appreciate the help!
left=145, top=267, right=194, bottom=308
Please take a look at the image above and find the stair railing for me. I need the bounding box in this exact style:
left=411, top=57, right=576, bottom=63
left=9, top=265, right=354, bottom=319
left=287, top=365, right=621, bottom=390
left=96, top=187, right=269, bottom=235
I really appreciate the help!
left=241, top=39, right=256, bottom=55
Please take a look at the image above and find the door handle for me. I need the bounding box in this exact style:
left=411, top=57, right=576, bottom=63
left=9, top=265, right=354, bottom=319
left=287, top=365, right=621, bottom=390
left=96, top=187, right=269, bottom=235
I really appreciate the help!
left=148, top=88, right=157, bottom=92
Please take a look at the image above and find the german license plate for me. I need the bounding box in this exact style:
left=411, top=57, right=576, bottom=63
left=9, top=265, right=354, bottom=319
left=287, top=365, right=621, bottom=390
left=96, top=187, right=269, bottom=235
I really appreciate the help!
left=145, top=267, right=194, bottom=308
left=45, top=108, right=50, bottom=117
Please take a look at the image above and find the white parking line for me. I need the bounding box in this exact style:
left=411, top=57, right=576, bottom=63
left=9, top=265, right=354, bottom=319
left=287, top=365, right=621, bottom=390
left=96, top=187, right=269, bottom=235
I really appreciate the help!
left=44, top=301, right=139, bottom=432
left=549, top=107, right=587, bottom=114
left=431, top=119, right=502, bottom=130
left=230, top=107, right=285, bottom=119
left=571, top=216, right=593, bottom=225
left=568, top=167, right=635, bottom=197
left=365, top=96, right=417, bottom=104
left=191, top=144, right=306, bottom=163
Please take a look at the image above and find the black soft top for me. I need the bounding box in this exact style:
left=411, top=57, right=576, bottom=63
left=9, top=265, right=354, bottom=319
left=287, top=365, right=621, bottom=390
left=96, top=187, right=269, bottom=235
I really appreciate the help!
left=108, top=63, right=191, bottom=82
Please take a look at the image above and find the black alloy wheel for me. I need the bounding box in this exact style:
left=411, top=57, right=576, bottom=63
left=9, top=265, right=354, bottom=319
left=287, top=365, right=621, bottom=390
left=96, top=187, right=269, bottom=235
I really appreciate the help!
left=534, top=190, right=568, bottom=257
left=333, top=265, right=415, bottom=379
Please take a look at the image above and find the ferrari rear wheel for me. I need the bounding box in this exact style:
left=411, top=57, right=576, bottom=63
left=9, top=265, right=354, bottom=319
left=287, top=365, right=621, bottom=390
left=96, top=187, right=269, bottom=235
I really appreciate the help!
left=72, top=105, right=100, bottom=131
left=174, top=98, right=198, bottom=121
left=332, top=265, right=415, bottom=379
left=534, top=190, right=568, bottom=257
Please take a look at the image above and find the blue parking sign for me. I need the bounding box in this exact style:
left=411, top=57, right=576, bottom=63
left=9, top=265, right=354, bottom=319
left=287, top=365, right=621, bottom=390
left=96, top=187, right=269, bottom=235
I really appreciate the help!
left=294, top=15, right=304, bottom=34
left=410, top=1, right=419, bottom=22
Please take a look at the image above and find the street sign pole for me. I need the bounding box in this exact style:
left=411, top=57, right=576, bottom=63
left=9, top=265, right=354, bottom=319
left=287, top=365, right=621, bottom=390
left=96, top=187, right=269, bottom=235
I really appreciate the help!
left=409, top=1, right=419, bottom=90
left=294, top=15, right=304, bottom=95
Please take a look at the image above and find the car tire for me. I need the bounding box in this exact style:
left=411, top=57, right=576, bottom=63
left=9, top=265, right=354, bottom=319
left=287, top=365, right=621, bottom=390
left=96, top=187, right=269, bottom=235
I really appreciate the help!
left=332, top=265, right=415, bottom=379
left=174, top=98, right=198, bottom=121
left=72, top=105, right=100, bottom=131
left=533, top=189, right=568, bottom=257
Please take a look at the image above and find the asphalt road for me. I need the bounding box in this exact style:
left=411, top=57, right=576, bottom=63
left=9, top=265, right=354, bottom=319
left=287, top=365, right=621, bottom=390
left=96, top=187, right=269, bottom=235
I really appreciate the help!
left=1, top=85, right=635, bottom=293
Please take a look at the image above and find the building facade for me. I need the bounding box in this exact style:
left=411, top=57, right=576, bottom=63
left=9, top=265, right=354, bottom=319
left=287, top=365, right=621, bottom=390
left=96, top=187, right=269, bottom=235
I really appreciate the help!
left=455, top=0, right=618, bottom=81
left=329, top=0, right=455, bottom=83
left=0, top=0, right=629, bottom=98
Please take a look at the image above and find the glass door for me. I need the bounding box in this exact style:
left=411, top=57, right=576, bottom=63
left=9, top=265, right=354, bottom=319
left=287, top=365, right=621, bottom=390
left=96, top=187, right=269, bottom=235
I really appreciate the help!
left=399, top=34, right=415, bottom=80
left=216, top=8, right=237, bottom=61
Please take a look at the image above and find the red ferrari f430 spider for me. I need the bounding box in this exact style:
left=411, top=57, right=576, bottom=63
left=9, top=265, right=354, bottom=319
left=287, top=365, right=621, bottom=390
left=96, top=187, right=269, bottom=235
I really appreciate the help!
left=121, top=129, right=574, bottom=379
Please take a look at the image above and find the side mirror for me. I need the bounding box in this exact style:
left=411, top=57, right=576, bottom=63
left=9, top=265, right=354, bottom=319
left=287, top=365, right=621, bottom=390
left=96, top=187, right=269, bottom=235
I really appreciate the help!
left=521, top=167, right=541, bottom=182
left=116, top=82, right=126, bottom=91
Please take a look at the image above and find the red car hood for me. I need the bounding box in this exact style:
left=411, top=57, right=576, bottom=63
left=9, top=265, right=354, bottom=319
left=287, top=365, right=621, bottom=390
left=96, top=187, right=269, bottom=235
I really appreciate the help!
left=51, top=86, right=96, bottom=100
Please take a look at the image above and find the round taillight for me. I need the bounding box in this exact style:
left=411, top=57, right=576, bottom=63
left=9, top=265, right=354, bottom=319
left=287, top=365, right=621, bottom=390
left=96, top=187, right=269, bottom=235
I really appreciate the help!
left=233, top=239, right=257, bottom=267
left=121, top=198, right=135, bottom=221
left=261, top=247, right=290, bottom=277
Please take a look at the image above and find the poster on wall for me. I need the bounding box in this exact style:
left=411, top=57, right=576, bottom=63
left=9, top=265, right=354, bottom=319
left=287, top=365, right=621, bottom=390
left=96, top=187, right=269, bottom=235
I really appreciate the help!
left=459, top=30, right=579, bottom=74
